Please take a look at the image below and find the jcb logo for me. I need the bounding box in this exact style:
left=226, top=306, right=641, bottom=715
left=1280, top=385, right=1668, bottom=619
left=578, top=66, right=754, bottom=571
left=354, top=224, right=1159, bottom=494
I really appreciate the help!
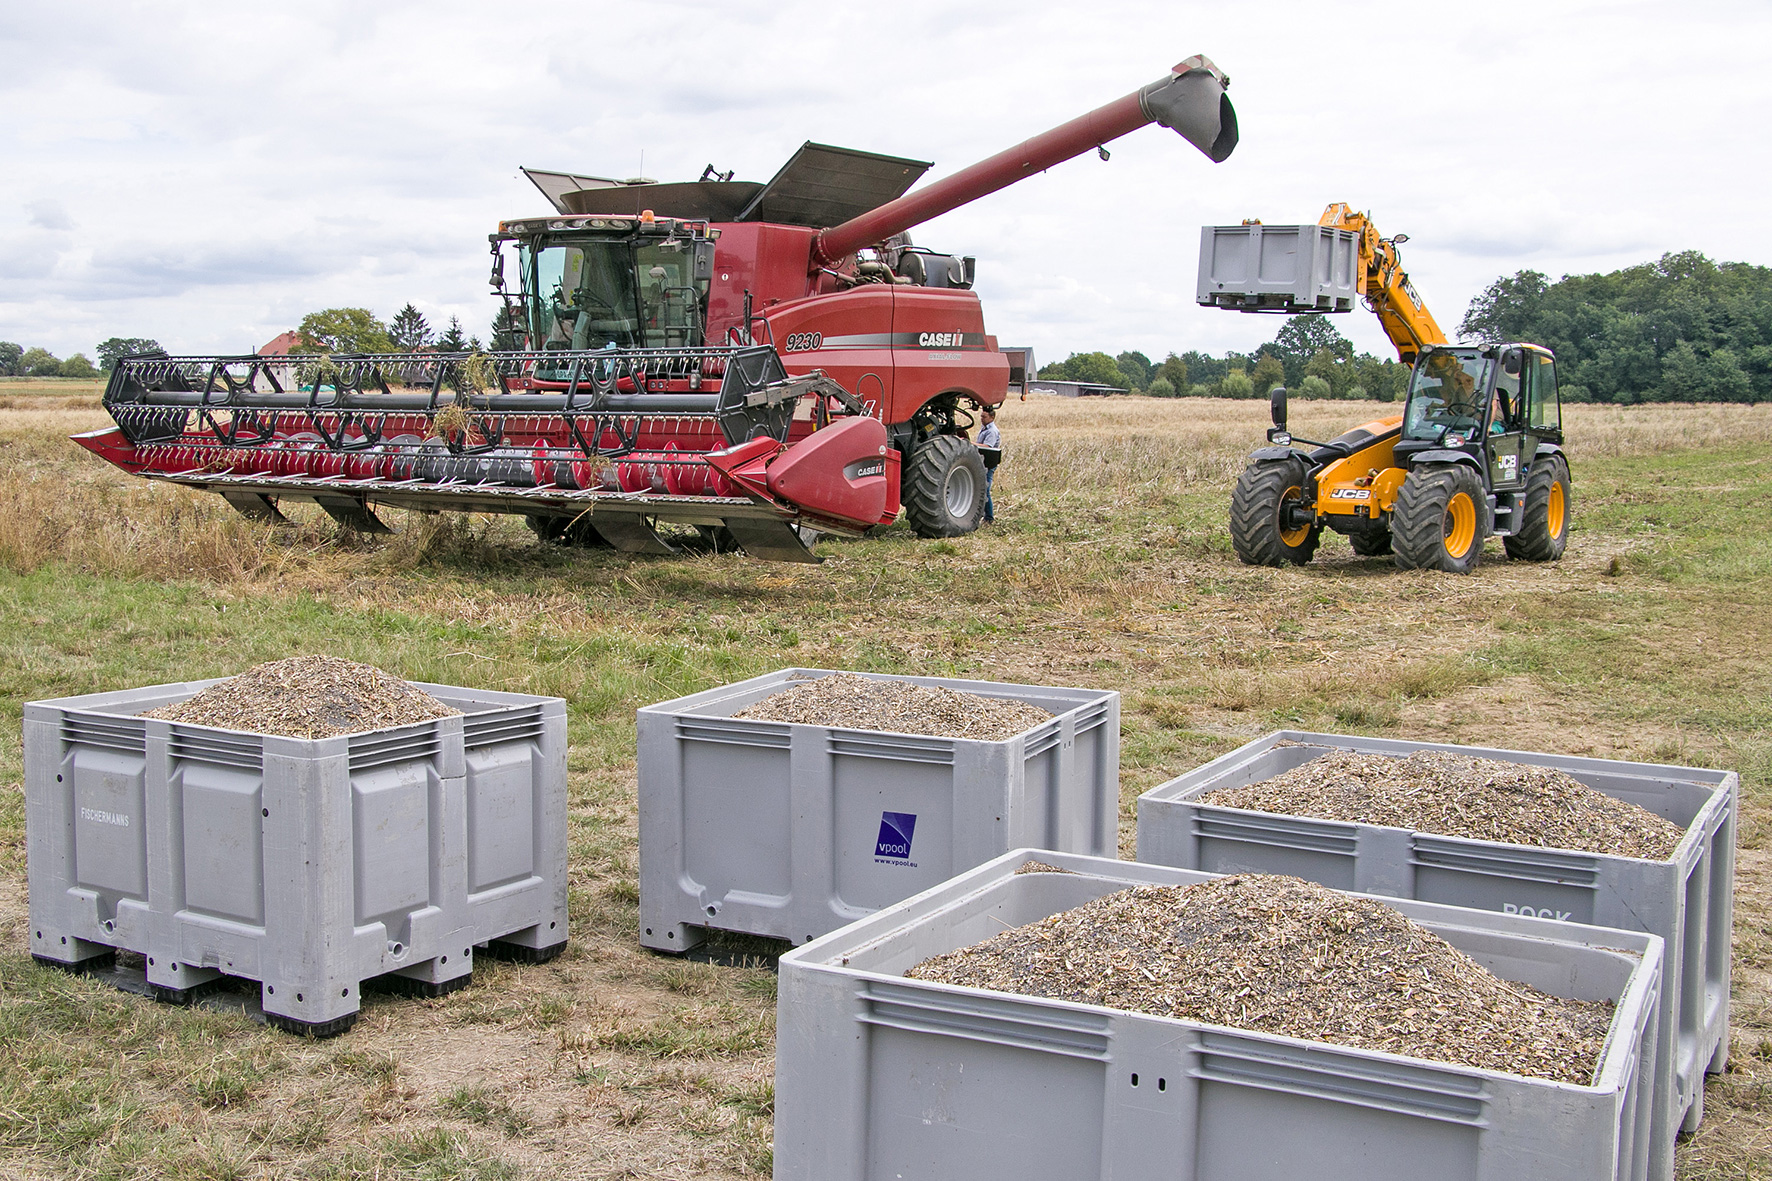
left=1329, top=487, right=1371, bottom=500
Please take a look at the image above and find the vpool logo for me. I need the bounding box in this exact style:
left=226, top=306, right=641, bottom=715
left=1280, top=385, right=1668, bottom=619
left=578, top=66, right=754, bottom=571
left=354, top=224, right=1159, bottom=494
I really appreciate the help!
left=874, top=811, right=918, bottom=864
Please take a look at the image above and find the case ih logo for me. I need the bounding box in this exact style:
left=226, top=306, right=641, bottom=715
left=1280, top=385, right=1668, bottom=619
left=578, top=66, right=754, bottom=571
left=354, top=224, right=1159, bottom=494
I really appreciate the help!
left=917, top=332, right=966, bottom=348
left=874, top=811, right=918, bottom=864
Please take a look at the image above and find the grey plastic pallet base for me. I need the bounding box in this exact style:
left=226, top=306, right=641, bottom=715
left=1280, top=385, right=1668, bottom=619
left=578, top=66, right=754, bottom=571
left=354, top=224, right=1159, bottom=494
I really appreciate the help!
left=364, top=971, right=476, bottom=1000
left=638, top=669, right=1119, bottom=949
left=25, top=677, right=569, bottom=1034
left=776, top=849, right=1663, bottom=1181
left=32, top=950, right=116, bottom=974
left=266, top=1011, right=359, bottom=1039
left=480, top=938, right=567, bottom=965
left=1136, top=730, right=1737, bottom=1181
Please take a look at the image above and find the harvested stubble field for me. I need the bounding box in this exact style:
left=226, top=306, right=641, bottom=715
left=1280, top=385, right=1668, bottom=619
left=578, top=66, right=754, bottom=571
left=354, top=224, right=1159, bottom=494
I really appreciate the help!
left=0, top=385, right=1768, bottom=1179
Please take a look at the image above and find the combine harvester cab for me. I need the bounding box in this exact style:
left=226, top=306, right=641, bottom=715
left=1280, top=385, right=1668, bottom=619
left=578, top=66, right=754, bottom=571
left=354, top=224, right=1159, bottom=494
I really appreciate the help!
left=79, top=56, right=1237, bottom=562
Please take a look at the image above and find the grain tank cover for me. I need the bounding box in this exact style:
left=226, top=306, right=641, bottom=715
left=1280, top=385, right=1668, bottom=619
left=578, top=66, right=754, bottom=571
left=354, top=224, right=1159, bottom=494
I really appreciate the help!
left=737, top=142, right=931, bottom=227
left=557, top=180, right=764, bottom=222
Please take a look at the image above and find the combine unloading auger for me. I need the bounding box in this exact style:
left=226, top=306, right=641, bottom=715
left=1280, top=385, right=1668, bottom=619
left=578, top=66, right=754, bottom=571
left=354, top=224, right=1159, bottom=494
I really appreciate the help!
left=78, top=56, right=1237, bottom=562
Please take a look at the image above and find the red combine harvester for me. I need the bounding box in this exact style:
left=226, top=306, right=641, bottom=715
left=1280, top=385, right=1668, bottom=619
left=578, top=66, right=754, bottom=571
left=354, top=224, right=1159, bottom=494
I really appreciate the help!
left=79, top=58, right=1236, bottom=562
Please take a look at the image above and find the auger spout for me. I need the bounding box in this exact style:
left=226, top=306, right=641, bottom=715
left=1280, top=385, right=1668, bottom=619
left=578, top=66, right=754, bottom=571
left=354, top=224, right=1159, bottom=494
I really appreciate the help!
left=811, top=55, right=1236, bottom=267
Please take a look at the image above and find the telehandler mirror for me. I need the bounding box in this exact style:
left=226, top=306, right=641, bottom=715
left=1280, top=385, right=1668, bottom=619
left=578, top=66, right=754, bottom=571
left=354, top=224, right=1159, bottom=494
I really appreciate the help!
left=1269, top=386, right=1288, bottom=428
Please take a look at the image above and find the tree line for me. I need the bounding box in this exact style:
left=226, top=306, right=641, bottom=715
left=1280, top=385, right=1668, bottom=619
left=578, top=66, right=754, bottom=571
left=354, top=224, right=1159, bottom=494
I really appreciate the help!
left=1044, top=250, right=1772, bottom=404
left=290, top=305, right=515, bottom=354
left=0, top=342, right=105, bottom=378
left=1459, top=251, right=1772, bottom=403
left=0, top=306, right=504, bottom=381
left=1039, top=314, right=1410, bottom=402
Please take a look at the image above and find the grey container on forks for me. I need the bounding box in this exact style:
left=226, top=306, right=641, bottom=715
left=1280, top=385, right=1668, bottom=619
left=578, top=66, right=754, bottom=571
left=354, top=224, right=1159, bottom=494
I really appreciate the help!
left=774, top=848, right=1663, bottom=1181
left=25, top=678, right=569, bottom=1036
left=1136, top=730, right=1736, bottom=1179
left=637, top=668, right=1118, bottom=951
left=1195, top=222, right=1361, bottom=313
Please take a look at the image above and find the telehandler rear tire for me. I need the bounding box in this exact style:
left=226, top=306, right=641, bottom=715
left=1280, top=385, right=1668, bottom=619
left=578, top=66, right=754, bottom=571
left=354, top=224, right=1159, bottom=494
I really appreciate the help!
left=1229, top=457, right=1320, bottom=566
left=1504, top=455, right=1570, bottom=562
left=1392, top=464, right=1486, bottom=574
left=904, top=434, right=986, bottom=537
left=1349, top=528, right=1393, bottom=557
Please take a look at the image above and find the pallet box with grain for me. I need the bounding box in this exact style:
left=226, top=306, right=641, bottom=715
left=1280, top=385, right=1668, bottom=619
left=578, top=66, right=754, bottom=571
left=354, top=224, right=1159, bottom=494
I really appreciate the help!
left=1135, top=730, right=1735, bottom=1176
left=637, top=669, right=1118, bottom=951
left=25, top=677, right=568, bottom=1036
left=775, top=849, right=1663, bottom=1181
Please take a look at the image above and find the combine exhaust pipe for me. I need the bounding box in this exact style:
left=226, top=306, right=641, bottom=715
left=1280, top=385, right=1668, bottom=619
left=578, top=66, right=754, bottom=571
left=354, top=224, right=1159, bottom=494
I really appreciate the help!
left=813, top=55, right=1235, bottom=266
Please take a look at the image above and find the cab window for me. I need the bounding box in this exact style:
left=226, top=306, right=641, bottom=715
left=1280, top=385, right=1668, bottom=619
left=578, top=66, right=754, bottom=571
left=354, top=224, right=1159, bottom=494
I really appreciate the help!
left=1490, top=349, right=1523, bottom=434
left=1403, top=350, right=1491, bottom=441
left=1526, top=353, right=1561, bottom=433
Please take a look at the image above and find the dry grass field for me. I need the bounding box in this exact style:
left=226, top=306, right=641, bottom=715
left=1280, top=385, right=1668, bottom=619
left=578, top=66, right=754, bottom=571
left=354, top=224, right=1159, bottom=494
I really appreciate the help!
left=0, top=386, right=1767, bottom=1178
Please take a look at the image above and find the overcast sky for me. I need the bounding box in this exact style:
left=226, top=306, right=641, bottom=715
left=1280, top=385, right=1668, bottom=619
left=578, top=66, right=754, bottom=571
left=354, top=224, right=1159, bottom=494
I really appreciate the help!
left=5, top=1, right=1770, bottom=368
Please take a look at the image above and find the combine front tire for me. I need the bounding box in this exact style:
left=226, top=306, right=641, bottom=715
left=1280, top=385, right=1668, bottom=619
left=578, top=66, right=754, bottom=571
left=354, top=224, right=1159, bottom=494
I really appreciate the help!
left=903, top=435, right=986, bottom=537
left=1229, top=457, right=1320, bottom=566
left=1505, top=455, right=1571, bottom=562
left=1393, top=464, right=1486, bottom=574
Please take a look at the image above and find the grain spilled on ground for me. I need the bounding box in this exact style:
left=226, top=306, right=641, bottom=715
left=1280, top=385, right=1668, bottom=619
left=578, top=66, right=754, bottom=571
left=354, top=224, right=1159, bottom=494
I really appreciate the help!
left=734, top=672, right=1051, bottom=740
left=1205, top=748, right=1685, bottom=860
left=908, top=874, right=1615, bottom=1084
left=142, top=655, right=459, bottom=737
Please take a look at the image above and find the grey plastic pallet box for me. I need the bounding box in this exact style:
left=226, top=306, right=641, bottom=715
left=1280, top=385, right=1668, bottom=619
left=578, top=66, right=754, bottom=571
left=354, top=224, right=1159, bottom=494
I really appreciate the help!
left=1136, top=730, right=1735, bottom=1176
left=1196, top=222, right=1360, bottom=313
left=775, top=848, right=1662, bottom=1181
left=637, top=668, right=1118, bottom=951
left=25, top=678, right=568, bottom=1036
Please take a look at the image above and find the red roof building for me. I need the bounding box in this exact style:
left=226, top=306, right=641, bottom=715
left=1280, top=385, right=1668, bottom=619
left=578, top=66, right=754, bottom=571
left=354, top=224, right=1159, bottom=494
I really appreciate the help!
left=257, top=331, right=307, bottom=356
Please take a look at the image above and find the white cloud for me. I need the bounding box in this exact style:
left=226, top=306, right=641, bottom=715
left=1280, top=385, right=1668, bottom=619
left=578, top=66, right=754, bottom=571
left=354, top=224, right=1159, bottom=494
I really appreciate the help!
left=2, top=0, right=1769, bottom=366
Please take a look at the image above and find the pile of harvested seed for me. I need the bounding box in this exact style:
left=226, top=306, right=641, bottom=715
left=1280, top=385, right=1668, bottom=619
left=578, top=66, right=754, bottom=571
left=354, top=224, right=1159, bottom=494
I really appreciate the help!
left=734, top=672, right=1051, bottom=740
left=143, top=656, right=459, bottom=738
left=908, top=873, right=1614, bottom=1084
left=1203, top=749, right=1684, bottom=860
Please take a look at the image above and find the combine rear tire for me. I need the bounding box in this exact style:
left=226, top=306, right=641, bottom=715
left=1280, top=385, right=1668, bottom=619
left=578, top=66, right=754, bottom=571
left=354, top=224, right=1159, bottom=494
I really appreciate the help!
left=1229, top=457, right=1320, bottom=566
left=1505, top=455, right=1571, bottom=562
left=903, top=435, right=986, bottom=537
left=1349, top=528, right=1393, bottom=557
left=1393, top=464, right=1486, bottom=574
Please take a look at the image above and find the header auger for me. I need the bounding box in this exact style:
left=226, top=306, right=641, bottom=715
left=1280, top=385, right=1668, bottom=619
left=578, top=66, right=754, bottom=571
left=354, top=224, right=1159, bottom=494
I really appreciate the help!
left=78, top=57, right=1237, bottom=562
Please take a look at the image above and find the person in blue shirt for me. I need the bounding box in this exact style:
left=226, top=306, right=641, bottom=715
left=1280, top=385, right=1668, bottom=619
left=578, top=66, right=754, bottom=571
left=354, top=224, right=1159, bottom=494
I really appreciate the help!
left=975, top=407, right=1002, bottom=524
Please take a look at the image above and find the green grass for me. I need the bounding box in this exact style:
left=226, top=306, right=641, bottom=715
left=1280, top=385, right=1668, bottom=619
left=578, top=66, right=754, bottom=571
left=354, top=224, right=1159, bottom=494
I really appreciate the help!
left=0, top=397, right=1768, bottom=1177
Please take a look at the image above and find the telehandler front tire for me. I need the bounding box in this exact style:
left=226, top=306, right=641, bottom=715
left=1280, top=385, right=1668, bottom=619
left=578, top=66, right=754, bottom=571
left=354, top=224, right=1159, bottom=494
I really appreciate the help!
left=1393, top=464, right=1486, bottom=574
left=1505, top=455, right=1570, bottom=562
left=904, top=434, right=986, bottom=537
left=1229, top=457, right=1320, bottom=566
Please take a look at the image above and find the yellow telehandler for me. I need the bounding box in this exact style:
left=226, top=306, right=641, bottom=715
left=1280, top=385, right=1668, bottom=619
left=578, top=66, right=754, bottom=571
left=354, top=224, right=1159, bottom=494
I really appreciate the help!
left=1202, top=204, right=1571, bottom=573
